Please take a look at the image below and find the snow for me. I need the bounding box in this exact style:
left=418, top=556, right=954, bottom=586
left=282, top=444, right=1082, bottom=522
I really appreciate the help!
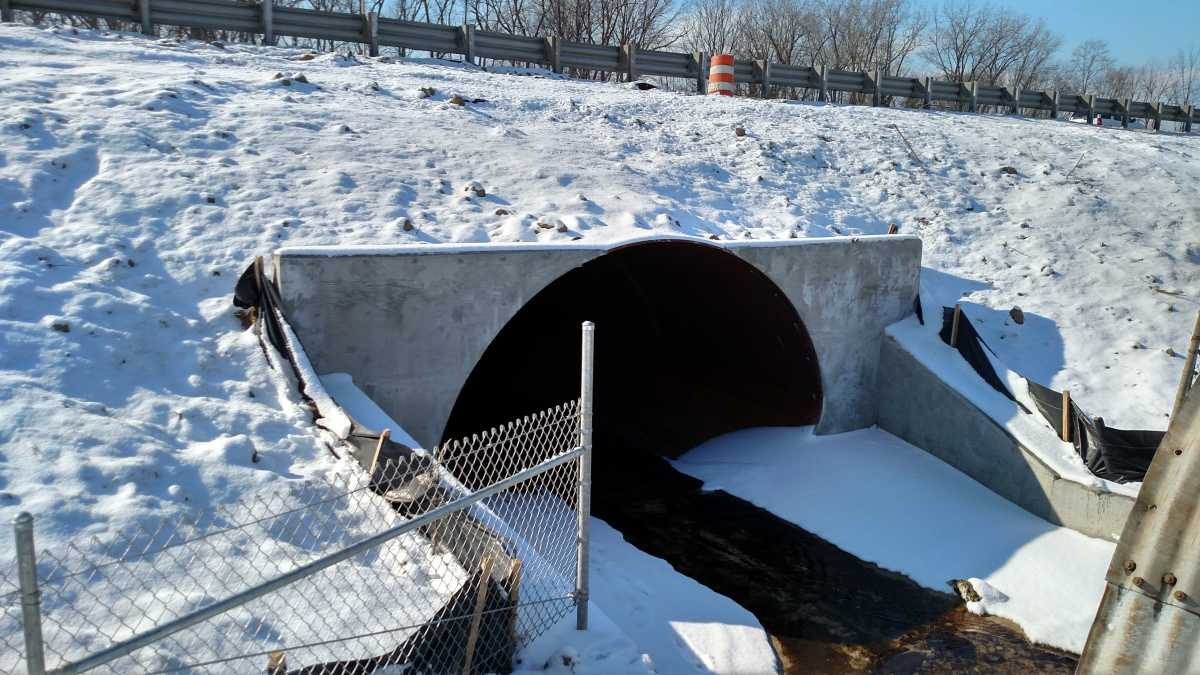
left=674, top=426, right=1117, bottom=654
left=319, top=371, right=421, bottom=449
left=0, top=20, right=1196, bottom=671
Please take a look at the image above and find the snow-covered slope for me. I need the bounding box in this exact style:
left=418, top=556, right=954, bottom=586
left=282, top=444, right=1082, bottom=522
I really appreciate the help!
left=0, top=21, right=1197, bottom=665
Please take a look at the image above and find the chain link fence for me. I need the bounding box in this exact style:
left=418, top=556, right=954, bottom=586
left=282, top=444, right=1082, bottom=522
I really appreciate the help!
left=1, top=387, right=591, bottom=674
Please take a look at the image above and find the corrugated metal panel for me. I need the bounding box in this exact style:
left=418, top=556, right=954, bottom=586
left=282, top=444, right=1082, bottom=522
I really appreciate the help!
left=734, top=59, right=755, bottom=83
left=1161, top=104, right=1189, bottom=122
left=12, top=0, right=135, bottom=20
left=1078, top=386, right=1200, bottom=674
left=1058, top=93, right=1089, bottom=113
left=637, top=50, right=691, bottom=78
left=975, top=84, right=1009, bottom=106
left=827, top=69, right=868, bottom=93
left=560, top=41, right=619, bottom=72
left=1128, top=101, right=1155, bottom=117
left=929, top=80, right=965, bottom=102
left=771, top=64, right=818, bottom=88
left=1019, top=90, right=1050, bottom=109
left=152, top=0, right=258, bottom=32
left=377, top=20, right=458, bottom=52
left=879, top=75, right=919, bottom=98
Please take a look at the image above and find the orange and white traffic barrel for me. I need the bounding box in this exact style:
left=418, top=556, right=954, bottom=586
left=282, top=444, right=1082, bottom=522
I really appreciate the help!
left=707, top=54, right=735, bottom=96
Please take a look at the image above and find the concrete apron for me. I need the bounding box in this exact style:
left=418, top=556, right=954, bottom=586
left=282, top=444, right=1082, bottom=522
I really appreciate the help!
left=877, top=335, right=1135, bottom=542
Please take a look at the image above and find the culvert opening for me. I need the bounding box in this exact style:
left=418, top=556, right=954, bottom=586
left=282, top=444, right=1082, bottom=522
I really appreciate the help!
left=441, top=240, right=822, bottom=457
left=440, top=240, right=1073, bottom=672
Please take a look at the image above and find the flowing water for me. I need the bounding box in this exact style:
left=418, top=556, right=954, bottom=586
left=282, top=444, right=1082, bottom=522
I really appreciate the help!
left=591, top=448, right=1077, bottom=674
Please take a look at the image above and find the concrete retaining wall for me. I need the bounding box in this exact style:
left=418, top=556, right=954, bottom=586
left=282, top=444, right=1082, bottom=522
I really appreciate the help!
left=274, top=235, right=921, bottom=448
left=877, top=335, right=1134, bottom=542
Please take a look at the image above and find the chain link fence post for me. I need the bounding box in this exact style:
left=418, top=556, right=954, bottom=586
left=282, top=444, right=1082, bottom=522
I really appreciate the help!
left=575, top=321, right=594, bottom=630
left=14, top=512, right=46, bottom=675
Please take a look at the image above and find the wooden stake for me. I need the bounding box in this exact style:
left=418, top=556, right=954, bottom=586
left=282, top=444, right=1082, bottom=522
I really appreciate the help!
left=949, top=303, right=962, bottom=347
left=506, top=559, right=523, bottom=645
left=1171, top=310, right=1200, bottom=421
left=1061, top=389, right=1072, bottom=443
left=369, top=428, right=390, bottom=476
left=462, top=556, right=495, bottom=675
left=266, top=651, right=286, bottom=675
left=887, top=223, right=899, bottom=235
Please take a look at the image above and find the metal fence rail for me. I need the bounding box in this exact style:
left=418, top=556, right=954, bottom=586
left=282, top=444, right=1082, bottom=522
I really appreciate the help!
left=2, top=0, right=1196, bottom=131
left=1, top=322, right=596, bottom=675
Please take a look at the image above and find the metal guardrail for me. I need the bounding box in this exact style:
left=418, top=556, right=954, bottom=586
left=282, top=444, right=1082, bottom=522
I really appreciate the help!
left=2, top=0, right=1196, bottom=129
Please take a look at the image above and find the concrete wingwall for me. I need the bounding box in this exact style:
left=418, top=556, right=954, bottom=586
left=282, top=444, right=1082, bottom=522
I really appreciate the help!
left=273, top=235, right=922, bottom=449
left=876, top=335, right=1135, bottom=542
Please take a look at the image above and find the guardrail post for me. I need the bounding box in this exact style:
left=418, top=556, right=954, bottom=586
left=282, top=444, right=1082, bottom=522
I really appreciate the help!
left=459, top=24, right=475, bottom=65
left=692, top=51, right=706, bottom=94
left=575, top=321, right=594, bottom=631
left=817, top=64, right=828, bottom=102
left=364, top=11, right=379, bottom=57
left=754, top=59, right=769, bottom=99
left=1120, top=97, right=1130, bottom=128
left=871, top=67, right=882, bottom=106
left=1010, top=87, right=1020, bottom=115
left=260, top=0, right=274, bottom=45
left=545, top=36, right=561, bottom=74
left=922, top=76, right=931, bottom=109
left=1050, top=90, right=1059, bottom=119
left=14, top=513, right=47, bottom=675
left=1185, top=105, right=1194, bottom=133
left=968, top=81, right=978, bottom=113
left=620, top=43, right=637, bottom=82
left=1086, top=94, right=1096, bottom=125
left=1, top=0, right=12, bottom=23
left=1153, top=101, right=1163, bottom=132
left=138, top=0, right=153, bottom=35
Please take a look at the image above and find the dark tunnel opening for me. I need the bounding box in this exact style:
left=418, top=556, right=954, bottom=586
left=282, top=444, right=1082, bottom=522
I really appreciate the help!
left=440, top=240, right=823, bottom=459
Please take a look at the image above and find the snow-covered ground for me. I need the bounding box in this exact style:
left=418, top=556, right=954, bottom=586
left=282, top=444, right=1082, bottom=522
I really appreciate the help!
left=1, top=21, right=1197, bottom=671
left=675, top=427, right=1116, bottom=654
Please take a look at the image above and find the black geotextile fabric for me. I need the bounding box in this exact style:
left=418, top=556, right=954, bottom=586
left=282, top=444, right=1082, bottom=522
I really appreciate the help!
left=938, top=307, right=1014, bottom=401
left=1026, top=379, right=1163, bottom=483
left=942, top=304, right=1165, bottom=483
left=290, top=569, right=516, bottom=674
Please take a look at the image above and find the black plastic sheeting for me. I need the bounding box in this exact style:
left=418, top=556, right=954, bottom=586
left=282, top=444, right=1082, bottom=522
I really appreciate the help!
left=939, top=305, right=1164, bottom=483
left=233, top=261, right=426, bottom=489
left=1026, top=379, right=1162, bottom=484
left=290, top=569, right=517, bottom=674
left=938, top=307, right=1014, bottom=402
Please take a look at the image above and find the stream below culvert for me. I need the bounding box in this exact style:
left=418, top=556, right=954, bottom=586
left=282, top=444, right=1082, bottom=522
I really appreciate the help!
left=590, top=447, right=1078, bottom=674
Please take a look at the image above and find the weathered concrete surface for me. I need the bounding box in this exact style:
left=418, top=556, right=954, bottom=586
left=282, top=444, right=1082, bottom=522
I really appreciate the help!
left=274, top=235, right=921, bottom=448
left=877, top=335, right=1135, bottom=542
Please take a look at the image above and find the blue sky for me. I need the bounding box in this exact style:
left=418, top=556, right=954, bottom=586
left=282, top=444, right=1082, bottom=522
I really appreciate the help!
left=912, top=0, right=1199, bottom=64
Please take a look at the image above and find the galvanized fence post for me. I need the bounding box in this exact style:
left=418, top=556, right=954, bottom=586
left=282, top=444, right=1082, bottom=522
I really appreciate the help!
left=575, top=321, right=594, bottom=631
left=14, top=513, right=46, bottom=675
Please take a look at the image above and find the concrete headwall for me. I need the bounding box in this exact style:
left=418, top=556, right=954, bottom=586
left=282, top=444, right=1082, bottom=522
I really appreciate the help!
left=274, top=235, right=922, bottom=448
left=876, top=335, right=1135, bottom=542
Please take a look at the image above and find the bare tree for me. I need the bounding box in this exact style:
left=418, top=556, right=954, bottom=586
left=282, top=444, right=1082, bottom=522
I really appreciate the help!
left=925, top=1, right=1059, bottom=88
left=1066, top=39, right=1113, bottom=93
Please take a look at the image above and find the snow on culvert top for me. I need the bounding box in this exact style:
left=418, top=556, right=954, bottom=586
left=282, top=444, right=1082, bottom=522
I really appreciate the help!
left=0, top=23, right=1197, bottom=567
